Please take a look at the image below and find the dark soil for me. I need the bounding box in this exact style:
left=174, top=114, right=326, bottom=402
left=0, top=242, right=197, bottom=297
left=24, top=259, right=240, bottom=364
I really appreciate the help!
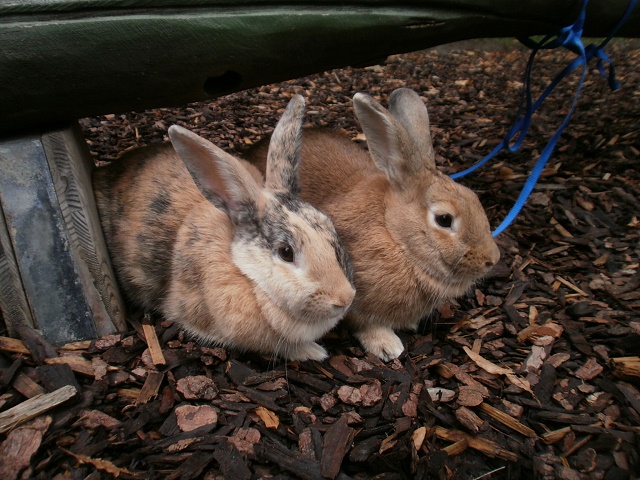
left=1, top=42, right=639, bottom=480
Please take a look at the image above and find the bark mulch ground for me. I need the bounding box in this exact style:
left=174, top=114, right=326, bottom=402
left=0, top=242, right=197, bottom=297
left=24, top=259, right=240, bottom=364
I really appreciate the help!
left=1, top=42, right=639, bottom=480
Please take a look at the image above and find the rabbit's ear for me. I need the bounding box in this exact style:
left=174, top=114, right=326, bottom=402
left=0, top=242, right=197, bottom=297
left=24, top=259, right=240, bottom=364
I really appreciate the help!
left=265, top=94, right=305, bottom=194
left=353, top=93, right=424, bottom=186
left=168, top=125, right=262, bottom=224
left=388, top=88, right=436, bottom=170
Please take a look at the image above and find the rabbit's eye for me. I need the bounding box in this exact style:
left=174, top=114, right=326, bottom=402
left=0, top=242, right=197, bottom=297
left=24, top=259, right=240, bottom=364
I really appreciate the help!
left=278, top=244, right=295, bottom=263
left=435, top=214, right=453, bottom=229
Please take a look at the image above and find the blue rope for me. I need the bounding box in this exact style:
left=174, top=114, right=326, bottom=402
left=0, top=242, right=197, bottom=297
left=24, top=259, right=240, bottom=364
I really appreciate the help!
left=451, top=0, right=637, bottom=237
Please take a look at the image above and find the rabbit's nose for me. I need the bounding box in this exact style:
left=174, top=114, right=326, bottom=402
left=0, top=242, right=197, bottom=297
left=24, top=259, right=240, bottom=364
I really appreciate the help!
left=330, top=302, right=351, bottom=319
left=485, top=243, right=501, bottom=268
left=332, top=287, right=356, bottom=311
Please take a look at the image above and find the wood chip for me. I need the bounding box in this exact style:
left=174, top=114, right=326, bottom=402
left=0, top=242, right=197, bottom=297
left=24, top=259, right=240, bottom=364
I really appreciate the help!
left=44, top=355, right=94, bottom=377
left=12, top=373, right=46, bottom=398
left=321, top=415, right=355, bottom=479
left=612, top=357, right=640, bottom=379
left=575, top=358, right=604, bottom=381
left=176, top=375, right=217, bottom=400
left=255, top=406, right=279, bottom=430
left=142, top=324, right=166, bottom=366
left=135, top=371, right=165, bottom=406
left=433, top=426, right=518, bottom=462
left=0, top=385, right=77, bottom=434
left=0, top=416, right=51, bottom=480
left=0, top=336, right=30, bottom=355
left=478, top=402, right=538, bottom=438
left=175, top=405, right=218, bottom=432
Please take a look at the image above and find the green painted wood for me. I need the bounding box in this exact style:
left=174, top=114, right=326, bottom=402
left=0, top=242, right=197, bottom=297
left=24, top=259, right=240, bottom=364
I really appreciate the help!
left=1, top=1, right=638, bottom=132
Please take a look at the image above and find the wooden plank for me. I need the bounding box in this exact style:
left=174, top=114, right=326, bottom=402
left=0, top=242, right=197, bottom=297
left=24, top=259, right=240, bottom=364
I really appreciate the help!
left=15, top=323, right=58, bottom=365
left=0, top=385, right=77, bottom=434
left=42, top=124, right=127, bottom=336
left=0, top=210, right=34, bottom=336
left=0, top=123, right=126, bottom=345
left=0, top=131, right=97, bottom=343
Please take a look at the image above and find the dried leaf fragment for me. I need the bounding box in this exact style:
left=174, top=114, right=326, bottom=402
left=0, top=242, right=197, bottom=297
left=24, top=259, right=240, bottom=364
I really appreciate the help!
left=61, top=447, right=137, bottom=477
left=463, top=347, right=511, bottom=375
left=463, top=347, right=534, bottom=396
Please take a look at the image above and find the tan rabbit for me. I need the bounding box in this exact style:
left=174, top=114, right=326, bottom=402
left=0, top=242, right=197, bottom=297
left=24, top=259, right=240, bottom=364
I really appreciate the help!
left=244, top=88, right=500, bottom=361
left=92, top=95, right=355, bottom=361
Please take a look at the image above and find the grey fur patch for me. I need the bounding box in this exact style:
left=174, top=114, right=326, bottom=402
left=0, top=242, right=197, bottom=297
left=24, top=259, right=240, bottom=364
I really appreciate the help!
left=261, top=200, right=298, bottom=255
left=173, top=247, right=205, bottom=293
left=273, top=192, right=302, bottom=213
left=196, top=182, right=227, bottom=212
left=332, top=238, right=354, bottom=284
left=149, top=192, right=171, bottom=216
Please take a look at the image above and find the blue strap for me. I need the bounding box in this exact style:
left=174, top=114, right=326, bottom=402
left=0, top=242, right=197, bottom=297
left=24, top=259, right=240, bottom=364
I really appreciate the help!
left=451, top=0, right=637, bottom=237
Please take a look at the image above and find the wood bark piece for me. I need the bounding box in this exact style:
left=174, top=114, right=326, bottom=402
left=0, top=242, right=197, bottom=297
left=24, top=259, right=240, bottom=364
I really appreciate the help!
left=0, top=336, right=30, bottom=354
left=478, top=402, right=538, bottom=438
left=142, top=324, right=166, bottom=367
left=256, top=437, right=324, bottom=480
left=255, top=406, right=280, bottom=430
left=321, top=415, right=355, bottom=479
left=0, top=416, right=51, bottom=480
left=441, top=439, right=469, bottom=456
left=135, top=371, right=165, bottom=406
left=612, top=357, right=640, bottom=380
left=35, top=363, right=80, bottom=393
left=175, top=404, right=218, bottom=432
left=176, top=375, right=218, bottom=400
left=455, top=406, right=485, bottom=434
left=12, top=373, right=46, bottom=398
left=44, top=355, right=95, bottom=377
left=0, top=358, right=21, bottom=386
left=15, top=323, right=58, bottom=364
left=433, top=426, right=518, bottom=462
left=540, top=426, right=573, bottom=445
left=616, top=382, right=640, bottom=417
left=0, top=385, right=77, bottom=434
left=212, top=443, right=252, bottom=480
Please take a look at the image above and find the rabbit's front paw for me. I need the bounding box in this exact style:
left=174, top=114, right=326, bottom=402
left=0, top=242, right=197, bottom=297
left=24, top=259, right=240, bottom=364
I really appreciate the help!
left=356, top=325, right=405, bottom=361
left=288, top=342, right=328, bottom=362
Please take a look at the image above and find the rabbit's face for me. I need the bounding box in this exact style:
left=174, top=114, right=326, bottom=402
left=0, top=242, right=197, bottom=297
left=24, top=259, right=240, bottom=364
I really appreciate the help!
left=232, top=192, right=355, bottom=343
left=385, top=171, right=500, bottom=294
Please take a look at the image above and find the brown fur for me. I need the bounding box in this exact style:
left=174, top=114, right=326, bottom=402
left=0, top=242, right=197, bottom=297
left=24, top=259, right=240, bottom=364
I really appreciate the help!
left=245, top=89, right=500, bottom=360
left=93, top=96, right=355, bottom=361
